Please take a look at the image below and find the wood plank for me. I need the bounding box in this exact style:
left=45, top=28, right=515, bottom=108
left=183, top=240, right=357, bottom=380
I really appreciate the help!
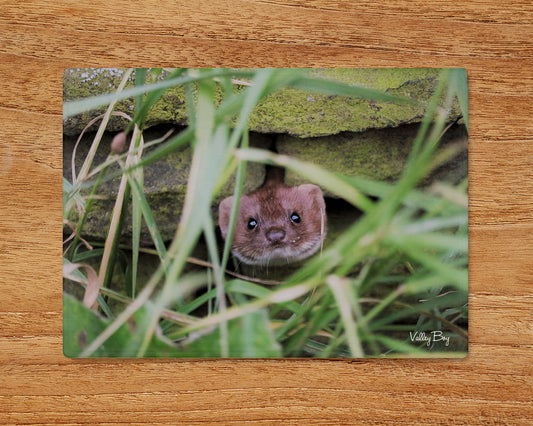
left=251, top=1, right=533, bottom=25
left=1, top=346, right=531, bottom=396
left=1, top=1, right=532, bottom=58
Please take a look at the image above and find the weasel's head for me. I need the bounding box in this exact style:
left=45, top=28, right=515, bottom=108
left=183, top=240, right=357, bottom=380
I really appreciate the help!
left=219, top=184, right=327, bottom=266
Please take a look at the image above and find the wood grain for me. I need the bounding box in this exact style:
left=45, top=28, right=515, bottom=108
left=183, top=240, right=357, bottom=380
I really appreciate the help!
left=1, top=0, right=532, bottom=423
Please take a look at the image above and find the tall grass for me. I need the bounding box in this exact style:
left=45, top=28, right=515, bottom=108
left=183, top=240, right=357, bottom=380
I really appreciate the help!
left=63, top=68, right=468, bottom=358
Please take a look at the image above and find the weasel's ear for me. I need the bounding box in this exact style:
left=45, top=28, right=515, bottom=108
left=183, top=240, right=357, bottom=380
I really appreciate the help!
left=296, top=184, right=325, bottom=209
left=218, top=196, right=234, bottom=239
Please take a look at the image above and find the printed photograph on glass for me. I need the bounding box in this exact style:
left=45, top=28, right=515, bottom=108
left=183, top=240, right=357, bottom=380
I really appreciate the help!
left=63, top=68, right=468, bottom=358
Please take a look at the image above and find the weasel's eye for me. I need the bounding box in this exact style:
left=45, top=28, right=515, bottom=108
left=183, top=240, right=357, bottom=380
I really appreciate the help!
left=247, top=218, right=258, bottom=230
left=290, top=212, right=301, bottom=224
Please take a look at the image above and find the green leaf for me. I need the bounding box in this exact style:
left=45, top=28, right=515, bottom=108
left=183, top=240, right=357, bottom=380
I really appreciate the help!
left=63, top=293, right=183, bottom=357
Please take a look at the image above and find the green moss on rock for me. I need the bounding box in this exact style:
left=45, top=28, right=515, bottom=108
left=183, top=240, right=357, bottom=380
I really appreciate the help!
left=64, top=68, right=460, bottom=138
left=277, top=123, right=467, bottom=196
left=63, top=68, right=190, bottom=136
left=63, top=126, right=269, bottom=242
left=277, top=126, right=417, bottom=192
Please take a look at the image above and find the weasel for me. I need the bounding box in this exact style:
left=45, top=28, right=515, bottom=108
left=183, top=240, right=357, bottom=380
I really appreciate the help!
left=219, top=165, right=326, bottom=266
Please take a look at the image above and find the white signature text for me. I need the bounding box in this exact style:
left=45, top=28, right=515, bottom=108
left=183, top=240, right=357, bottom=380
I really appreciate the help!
left=409, top=331, right=450, bottom=347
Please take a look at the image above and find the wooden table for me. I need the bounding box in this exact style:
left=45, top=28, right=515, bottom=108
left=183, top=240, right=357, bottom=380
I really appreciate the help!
left=1, top=1, right=531, bottom=423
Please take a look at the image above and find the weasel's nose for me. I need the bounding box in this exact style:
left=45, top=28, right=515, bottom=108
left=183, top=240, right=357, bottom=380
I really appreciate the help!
left=266, top=228, right=286, bottom=243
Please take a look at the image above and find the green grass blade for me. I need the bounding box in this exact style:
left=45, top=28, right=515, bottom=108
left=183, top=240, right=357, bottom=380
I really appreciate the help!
left=221, top=131, right=248, bottom=270
left=374, top=334, right=427, bottom=356
left=134, top=68, right=147, bottom=113
left=390, top=232, right=467, bottom=254
left=291, top=75, right=421, bottom=105
left=327, top=275, right=363, bottom=357
left=401, top=245, right=467, bottom=291
left=130, top=68, right=186, bottom=131
left=450, top=68, right=468, bottom=131
left=75, top=69, right=134, bottom=183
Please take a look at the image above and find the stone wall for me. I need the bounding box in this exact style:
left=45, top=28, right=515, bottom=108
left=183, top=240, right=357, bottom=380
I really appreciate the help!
left=63, top=68, right=466, bottom=243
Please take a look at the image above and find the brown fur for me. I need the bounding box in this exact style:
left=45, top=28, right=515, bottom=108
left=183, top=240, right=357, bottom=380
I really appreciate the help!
left=219, top=174, right=326, bottom=266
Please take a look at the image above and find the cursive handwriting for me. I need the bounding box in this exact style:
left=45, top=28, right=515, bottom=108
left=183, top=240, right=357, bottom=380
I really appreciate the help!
left=409, top=330, right=450, bottom=347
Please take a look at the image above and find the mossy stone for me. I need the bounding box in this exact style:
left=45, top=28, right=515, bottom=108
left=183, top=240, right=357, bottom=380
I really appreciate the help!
left=64, top=68, right=461, bottom=138
left=63, top=126, right=268, bottom=243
